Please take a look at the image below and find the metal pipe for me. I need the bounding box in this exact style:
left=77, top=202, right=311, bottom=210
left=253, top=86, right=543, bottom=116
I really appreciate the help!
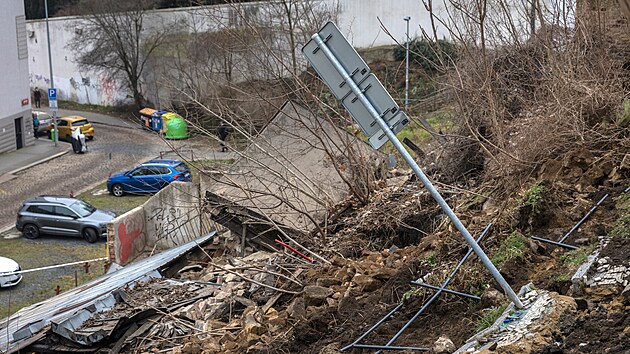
left=410, top=282, right=480, bottom=300
left=340, top=303, right=404, bottom=351
left=530, top=236, right=578, bottom=250
left=376, top=225, right=492, bottom=352
left=342, top=224, right=490, bottom=352
left=351, top=344, right=429, bottom=351
left=44, top=0, right=57, bottom=146
left=404, top=16, right=411, bottom=112
left=311, top=34, right=523, bottom=309
left=559, top=193, right=609, bottom=244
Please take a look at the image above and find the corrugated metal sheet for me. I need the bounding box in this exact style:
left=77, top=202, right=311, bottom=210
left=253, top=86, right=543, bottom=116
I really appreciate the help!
left=0, top=232, right=215, bottom=353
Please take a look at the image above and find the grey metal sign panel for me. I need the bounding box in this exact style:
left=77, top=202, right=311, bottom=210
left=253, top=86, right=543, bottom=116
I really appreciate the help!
left=302, top=22, right=370, bottom=101
left=342, top=74, right=410, bottom=149
left=368, top=111, right=410, bottom=149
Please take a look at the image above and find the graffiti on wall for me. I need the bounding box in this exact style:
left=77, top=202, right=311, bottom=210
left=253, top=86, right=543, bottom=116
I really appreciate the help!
left=29, top=73, right=50, bottom=86
left=149, top=206, right=189, bottom=240
left=116, top=210, right=147, bottom=265
left=96, top=76, right=117, bottom=104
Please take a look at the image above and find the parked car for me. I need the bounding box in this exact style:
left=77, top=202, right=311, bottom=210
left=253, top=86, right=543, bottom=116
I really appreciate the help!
left=16, top=196, right=115, bottom=243
left=50, top=116, right=95, bottom=141
left=0, top=256, right=22, bottom=288
left=32, top=111, right=53, bottom=135
left=107, top=159, right=192, bottom=197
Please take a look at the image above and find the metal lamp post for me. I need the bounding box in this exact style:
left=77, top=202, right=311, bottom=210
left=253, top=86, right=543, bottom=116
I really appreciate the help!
left=404, top=16, right=411, bottom=112
left=44, top=0, right=57, bottom=146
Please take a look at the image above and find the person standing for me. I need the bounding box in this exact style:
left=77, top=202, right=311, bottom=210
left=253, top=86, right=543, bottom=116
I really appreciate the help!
left=216, top=122, right=230, bottom=152
left=32, top=113, right=40, bottom=139
left=33, top=87, right=42, bottom=108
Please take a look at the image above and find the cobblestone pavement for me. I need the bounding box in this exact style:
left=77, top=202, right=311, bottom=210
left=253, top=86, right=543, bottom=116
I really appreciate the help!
left=0, top=123, right=165, bottom=230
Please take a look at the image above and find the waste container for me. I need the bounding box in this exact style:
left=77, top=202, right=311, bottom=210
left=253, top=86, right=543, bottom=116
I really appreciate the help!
left=165, top=115, right=188, bottom=139
left=151, top=115, right=162, bottom=132
left=49, top=128, right=56, bottom=141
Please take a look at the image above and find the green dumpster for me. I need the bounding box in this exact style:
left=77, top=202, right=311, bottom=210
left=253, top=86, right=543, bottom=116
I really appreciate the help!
left=164, top=115, right=188, bottom=139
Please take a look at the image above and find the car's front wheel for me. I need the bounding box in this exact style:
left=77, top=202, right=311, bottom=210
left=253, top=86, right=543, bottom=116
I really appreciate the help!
left=23, top=224, right=40, bottom=239
left=82, top=228, right=98, bottom=243
left=111, top=183, right=125, bottom=197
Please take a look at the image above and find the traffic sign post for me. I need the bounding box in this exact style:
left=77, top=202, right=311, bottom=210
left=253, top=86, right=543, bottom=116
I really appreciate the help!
left=48, top=88, right=58, bottom=145
left=302, top=22, right=523, bottom=309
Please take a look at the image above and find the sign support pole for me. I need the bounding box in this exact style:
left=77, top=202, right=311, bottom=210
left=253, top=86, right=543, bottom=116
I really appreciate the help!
left=311, top=33, right=524, bottom=309
left=45, top=0, right=57, bottom=146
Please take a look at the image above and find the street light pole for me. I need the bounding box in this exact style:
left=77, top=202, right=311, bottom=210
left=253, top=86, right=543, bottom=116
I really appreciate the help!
left=404, top=16, right=411, bottom=112
left=44, top=0, right=57, bottom=146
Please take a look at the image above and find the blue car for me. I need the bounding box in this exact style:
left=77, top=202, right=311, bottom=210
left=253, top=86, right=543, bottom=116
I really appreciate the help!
left=107, top=159, right=192, bottom=197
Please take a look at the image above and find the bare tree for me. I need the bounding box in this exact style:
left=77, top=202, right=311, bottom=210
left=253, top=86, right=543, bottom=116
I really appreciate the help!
left=150, top=0, right=384, bottom=241
left=68, top=0, right=169, bottom=108
left=417, top=0, right=627, bottom=193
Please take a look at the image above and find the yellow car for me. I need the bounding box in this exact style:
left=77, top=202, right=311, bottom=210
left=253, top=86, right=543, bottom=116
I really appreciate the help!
left=51, top=116, right=95, bottom=141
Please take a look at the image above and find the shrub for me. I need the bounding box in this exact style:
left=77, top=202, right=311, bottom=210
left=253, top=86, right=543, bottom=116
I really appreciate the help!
left=394, top=39, right=457, bottom=73
left=491, top=232, right=526, bottom=269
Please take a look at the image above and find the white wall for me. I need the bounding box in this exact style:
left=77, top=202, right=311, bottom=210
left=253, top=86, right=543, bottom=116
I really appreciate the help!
left=0, top=0, right=33, bottom=153
left=25, top=0, right=448, bottom=107
left=27, top=17, right=130, bottom=106
left=337, top=0, right=449, bottom=47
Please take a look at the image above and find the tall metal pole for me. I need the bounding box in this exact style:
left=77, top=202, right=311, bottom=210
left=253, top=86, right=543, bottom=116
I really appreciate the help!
left=44, top=0, right=57, bottom=146
left=311, top=33, right=524, bottom=309
left=404, top=16, right=411, bottom=112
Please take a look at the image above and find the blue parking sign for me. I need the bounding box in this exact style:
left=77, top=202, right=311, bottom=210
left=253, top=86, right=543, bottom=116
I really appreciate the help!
left=48, top=88, right=57, bottom=100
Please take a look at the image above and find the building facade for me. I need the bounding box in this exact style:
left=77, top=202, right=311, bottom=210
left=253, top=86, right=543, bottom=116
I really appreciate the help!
left=25, top=0, right=441, bottom=107
left=0, top=0, right=33, bottom=154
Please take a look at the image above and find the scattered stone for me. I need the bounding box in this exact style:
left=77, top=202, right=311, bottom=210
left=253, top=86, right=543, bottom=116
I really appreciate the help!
left=371, top=267, right=398, bottom=280
left=317, top=277, right=342, bottom=287
left=318, top=343, right=342, bottom=354
left=287, top=297, right=306, bottom=319
left=303, top=285, right=333, bottom=306
left=433, top=336, right=455, bottom=354
left=352, top=274, right=381, bottom=292
left=573, top=238, right=590, bottom=246
left=481, top=288, right=506, bottom=307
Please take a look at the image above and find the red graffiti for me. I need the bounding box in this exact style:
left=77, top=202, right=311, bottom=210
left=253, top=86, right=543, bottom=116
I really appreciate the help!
left=117, top=222, right=145, bottom=265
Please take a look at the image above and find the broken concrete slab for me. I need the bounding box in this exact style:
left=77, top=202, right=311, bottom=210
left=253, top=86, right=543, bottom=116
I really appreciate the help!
left=207, top=100, right=384, bottom=238
left=455, top=285, right=577, bottom=354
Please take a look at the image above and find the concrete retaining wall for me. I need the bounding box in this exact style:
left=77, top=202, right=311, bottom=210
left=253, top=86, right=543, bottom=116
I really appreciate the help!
left=107, top=182, right=210, bottom=265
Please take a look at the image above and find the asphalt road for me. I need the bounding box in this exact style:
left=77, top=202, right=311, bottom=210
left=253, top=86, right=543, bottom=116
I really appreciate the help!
left=0, top=115, right=165, bottom=231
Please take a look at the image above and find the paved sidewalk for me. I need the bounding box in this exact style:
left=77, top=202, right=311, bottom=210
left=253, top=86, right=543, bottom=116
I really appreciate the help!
left=0, top=138, right=69, bottom=183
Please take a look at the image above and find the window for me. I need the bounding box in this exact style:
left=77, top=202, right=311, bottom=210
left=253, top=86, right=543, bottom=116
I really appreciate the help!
left=130, top=167, right=149, bottom=176
left=16, top=15, right=27, bottom=60
left=72, top=120, right=88, bottom=126
left=58, top=120, right=68, bottom=127
left=174, top=163, right=188, bottom=173
left=157, top=167, right=171, bottom=175
left=27, top=205, right=54, bottom=215
left=54, top=206, right=77, bottom=218
left=69, top=200, right=96, bottom=218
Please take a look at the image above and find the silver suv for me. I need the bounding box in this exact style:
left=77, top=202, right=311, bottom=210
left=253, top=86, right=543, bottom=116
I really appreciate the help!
left=16, top=196, right=116, bottom=243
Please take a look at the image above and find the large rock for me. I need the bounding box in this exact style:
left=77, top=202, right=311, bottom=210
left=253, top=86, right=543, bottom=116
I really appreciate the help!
left=317, top=277, right=342, bottom=287
left=287, top=297, right=306, bottom=319
left=352, top=274, right=381, bottom=292
left=433, top=336, right=455, bottom=354
left=481, top=288, right=506, bottom=307
left=319, top=343, right=342, bottom=354
left=303, top=285, right=333, bottom=306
